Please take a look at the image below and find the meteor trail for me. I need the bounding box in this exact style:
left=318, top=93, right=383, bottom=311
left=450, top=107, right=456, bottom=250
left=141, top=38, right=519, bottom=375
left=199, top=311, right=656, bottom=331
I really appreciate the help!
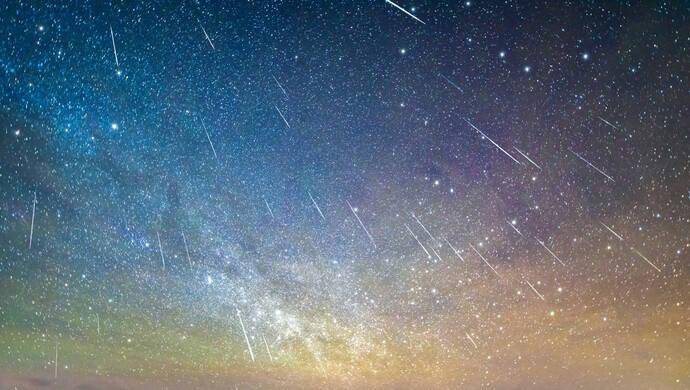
left=29, top=192, right=36, bottom=249
left=568, top=148, right=614, bottom=182
left=525, top=280, right=545, bottom=301
left=54, top=341, right=59, bottom=378
left=468, top=243, right=501, bottom=277
left=273, top=75, right=288, bottom=98
left=308, top=190, right=326, bottom=220
left=513, top=146, right=542, bottom=170
left=507, top=220, right=523, bottom=236
left=385, top=0, right=426, bottom=25
left=199, top=20, right=215, bottom=50
left=109, top=25, right=119, bottom=67
left=536, top=239, right=565, bottom=266
left=600, top=221, right=624, bottom=241
left=262, top=334, right=274, bottom=362
left=439, top=73, right=463, bottom=93
left=264, top=198, right=275, bottom=219
left=405, top=223, right=431, bottom=258
left=444, top=238, right=465, bottom=262
left=465, top=332, right=478, bottom=349
left=430, top=246, right=444, bottom=262
left=182, top=231, right=193, bottom=267
left=201, top=119, right=218, bottom=161
left=411, top=212, right=438, bottom=245
left=464, top=118, right=522, bottom=165
left=630, top=247, right=662, bottom=273
left=275, top=105, right=290, bottom=128
left=347, top=200, right=376, bottom=249
left=157, top=231, right=166, bottom=270
left=237, top=309, right=255, bottom=362
left=598, top=116, right=619, bottom=130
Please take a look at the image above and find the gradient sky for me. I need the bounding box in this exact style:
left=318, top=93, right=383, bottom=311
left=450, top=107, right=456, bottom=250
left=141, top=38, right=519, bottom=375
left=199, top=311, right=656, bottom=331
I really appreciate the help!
left=0, top=1, right=688, bottom=389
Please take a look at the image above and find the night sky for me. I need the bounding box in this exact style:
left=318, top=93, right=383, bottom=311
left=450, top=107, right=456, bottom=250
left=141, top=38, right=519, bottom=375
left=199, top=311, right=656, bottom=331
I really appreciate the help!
left=0, top=1, right=688, bottom=389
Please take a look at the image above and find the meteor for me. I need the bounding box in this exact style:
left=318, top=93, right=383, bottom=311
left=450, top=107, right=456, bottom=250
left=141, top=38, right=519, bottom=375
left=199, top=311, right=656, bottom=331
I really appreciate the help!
left=405, top=223, right=431, bottom=258
left=513, top=146, right=542, bottom=170
left=465, top=332, right=478, bottom=349
left=600, top=221, right=624, bottom=241
left=468, top=243, right=501, bottom=277
left=464, top=119, right=522, bottom=165
left=237, top=309, right=255, bottom=362
left=201, top=119, right=218, bottom=161
left=525, top=280, right=545, bottom=301
left=536, top=239, right=565, bottom=266
left=109, top=25, right=119, bottom=67
left=273, top=75, right=288, bottom=98
left=630, top=247, right=661, bottom=273
left=157, top=232, right=166, bottom=270
left=347, top=200, right=377, bottom=249
left=598, top=116, right=619, bottom=130
left=275, top=105, right=291, bottom=128
left=308, top=190, right=326, bottom=220
left=385, top=0, right=426, bottom=25
left=29, top=192, right=36, bottom=249
left=264, top=198, right=275, bottom=219
left=439, top=73, right=463, bottom=93
left=199, top=20, right=215, bottom=50
left=568, top=148, right=614, bottom=182
left=182, top=231, right=193, bottom=267
left=444, top=238, right=465, bottom=262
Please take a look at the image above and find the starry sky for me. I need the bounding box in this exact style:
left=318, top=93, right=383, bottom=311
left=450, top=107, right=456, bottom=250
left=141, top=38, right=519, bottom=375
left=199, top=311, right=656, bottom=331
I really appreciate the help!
left=0, top=1, right=688, bottom=389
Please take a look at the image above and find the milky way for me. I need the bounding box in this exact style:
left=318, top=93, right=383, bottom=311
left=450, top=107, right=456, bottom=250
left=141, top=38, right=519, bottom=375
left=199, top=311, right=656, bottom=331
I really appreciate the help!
left=0, top=1, right=688, bottom=389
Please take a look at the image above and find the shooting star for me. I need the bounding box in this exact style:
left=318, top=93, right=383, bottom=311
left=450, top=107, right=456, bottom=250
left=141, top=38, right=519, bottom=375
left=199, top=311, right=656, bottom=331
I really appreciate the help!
left=468, top=243, right=501, bottom=277
left=600, top=221, right=624, bottom=241
left=308, top=190, right=326, bottom=220
left=347, top=200, right=376, bottom=249
left=444, top=238, right=465, bottom=262
left=568, top=148, right=615, bottom=182
left=201, top=119, right=218, bottom=161
left=630, top=247, right=662, bottom=273
left=54, top=341, right=59, bottom=378
left=507, top=220, right=523, bottom=236
left=513, top=146, right=542, bottom=170
left=199, top=20, right=215, bottom=50
left=430, top=246, right=444, bottom=262
left=181, top=231, right=193, bottom=267
left=525, top=279, right=545, bottom=301
left=264, top=198, right=275, bottom=219
left=157, top=231, right=166, bottom=270
left=411, top=212, right=438, bottom=245
left=273, top=75, right=288, bottom=98
left=404, top=223, right=431, bottom=258
left=96, top=313, right=100, bottom=336
left=275, top=105, right=290, bottom=128
left=236, top=309, right=255, bottom=362
left=465, top=332, right=478, bottom=349
left=536, top=239, right=565, bottom=266
left=385, top=0, right=426, bottom=25
left=598, top=116, right=619, bottom=130
left=29, top=192, right=36, bottom=249
left=439, top=73, right=463, bottom=93
left=262, top=334, right=274, bottom=362
left=109, top=25, right=119, bottom=68
left=464, top=118, right=522, bottom=165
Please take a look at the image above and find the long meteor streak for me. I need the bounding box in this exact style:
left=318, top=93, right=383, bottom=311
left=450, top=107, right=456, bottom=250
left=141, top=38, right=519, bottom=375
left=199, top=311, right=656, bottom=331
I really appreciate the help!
left=237, top=309, right=255, bottom=362
left=468, top=243, right=501, bottom=277
left=347, top=200, right=376, bottom=249
left=464, top=118, right=522, bottom=165
left=385, top=0, right=426, bottom=25
left=568, top=148, right=614, bottom=182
